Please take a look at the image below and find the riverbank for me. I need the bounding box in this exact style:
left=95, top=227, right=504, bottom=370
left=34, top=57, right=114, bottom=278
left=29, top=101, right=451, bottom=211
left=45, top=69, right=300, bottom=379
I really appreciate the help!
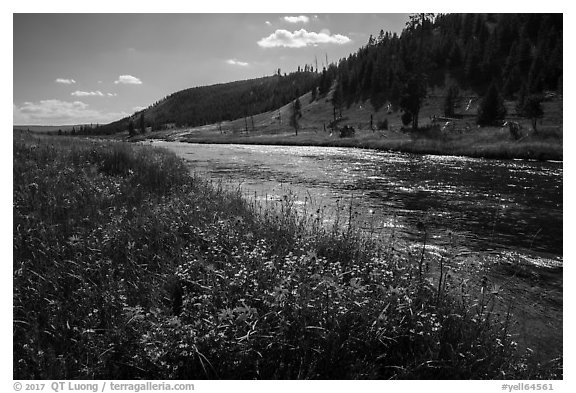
left=129, top=124, right=562, bottom=161
left=13, top=131, right=561, bottom=379
left=119, top=88, right=563, bottom=161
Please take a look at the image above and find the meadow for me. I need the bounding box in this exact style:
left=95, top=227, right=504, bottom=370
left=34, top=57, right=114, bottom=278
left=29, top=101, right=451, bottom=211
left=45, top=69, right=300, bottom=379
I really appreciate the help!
left=113, top=89, right=560, bottom=162
left=13, top=131, right=561, bottom=379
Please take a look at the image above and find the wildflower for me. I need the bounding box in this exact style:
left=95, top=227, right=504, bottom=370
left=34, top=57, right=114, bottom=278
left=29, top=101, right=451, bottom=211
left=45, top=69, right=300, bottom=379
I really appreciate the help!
left=68, top=234, right=81, bottom=246
left=218, top=308, right=234, bottom=321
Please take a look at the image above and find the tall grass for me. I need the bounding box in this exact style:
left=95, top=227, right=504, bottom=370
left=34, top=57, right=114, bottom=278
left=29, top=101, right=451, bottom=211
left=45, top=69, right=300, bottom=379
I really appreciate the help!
left=13, top=131, right=561, bottom=379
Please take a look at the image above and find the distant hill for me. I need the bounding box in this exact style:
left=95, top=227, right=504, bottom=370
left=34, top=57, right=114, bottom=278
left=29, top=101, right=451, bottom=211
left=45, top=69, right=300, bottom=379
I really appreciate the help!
left=99, top=71, right=319, bottom=135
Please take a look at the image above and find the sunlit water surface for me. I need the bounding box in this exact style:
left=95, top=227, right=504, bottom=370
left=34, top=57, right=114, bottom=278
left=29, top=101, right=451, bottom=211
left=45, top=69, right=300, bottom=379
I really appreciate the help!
left=153, top=142, right=563, bottom=267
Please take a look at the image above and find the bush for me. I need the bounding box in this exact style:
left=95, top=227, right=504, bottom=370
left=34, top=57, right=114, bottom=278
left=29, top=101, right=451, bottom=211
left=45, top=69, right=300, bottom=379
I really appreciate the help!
left=401, top=111, right=413, bottom=126
left=377, top=118, right=389, bottom=130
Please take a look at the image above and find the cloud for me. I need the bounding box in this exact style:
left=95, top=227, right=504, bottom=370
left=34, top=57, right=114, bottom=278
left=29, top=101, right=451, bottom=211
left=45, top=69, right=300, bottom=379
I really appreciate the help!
left=265, top=21, right=271, bottom=26
left=13, top=100, right=128, bottom=125
left=133, top=106, right=146, bottom=112
left=114, top=75, right=142, bottom=85
left=283, top=16, right=309, bottom=24
left=107, top=93, right=117, bottom=97
left=55, top=78, right=76, bottom=84
left=226, top=59, right=249, bottom=67
left=257, top=29, right=351, bottom=48
left=71, top=90, right=105, bottom=97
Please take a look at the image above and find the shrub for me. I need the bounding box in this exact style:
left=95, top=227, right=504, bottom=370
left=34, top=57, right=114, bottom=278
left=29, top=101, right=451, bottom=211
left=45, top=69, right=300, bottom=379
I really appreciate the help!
left=377, top=118, right=389, bottom=130
left=401, top=111, right=413, bottom=126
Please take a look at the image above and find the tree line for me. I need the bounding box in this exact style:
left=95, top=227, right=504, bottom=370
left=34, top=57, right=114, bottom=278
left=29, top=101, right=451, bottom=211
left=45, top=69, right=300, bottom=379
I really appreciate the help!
left=82, top=14, right=562, bottom=136
left=319, top=13, right=561, bottom=129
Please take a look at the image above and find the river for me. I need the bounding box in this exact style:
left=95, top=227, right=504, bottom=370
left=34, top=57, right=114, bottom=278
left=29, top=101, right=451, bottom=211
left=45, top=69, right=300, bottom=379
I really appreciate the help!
left=153, top=142, right=563, bottom=267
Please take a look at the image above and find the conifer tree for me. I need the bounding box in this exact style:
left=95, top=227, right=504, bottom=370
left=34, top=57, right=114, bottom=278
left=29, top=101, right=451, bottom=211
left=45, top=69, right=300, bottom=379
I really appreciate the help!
left=519, top=94, right=544, bottom=133
left=477, top=83, right=507, bottom=126
left=139, top=113, right=146, bottom=134
left=289, top=97, right=302, bottom=136
left=444, top=84, right=460, bottom=118
left=128, top=119, right=136, bottom=137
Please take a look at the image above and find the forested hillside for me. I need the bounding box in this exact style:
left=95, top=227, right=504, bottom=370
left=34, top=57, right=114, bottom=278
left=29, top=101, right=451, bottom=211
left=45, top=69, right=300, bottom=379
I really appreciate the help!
left=328, top=13, right=562, bottom=113
left=96, top=13, right=561, bottom=136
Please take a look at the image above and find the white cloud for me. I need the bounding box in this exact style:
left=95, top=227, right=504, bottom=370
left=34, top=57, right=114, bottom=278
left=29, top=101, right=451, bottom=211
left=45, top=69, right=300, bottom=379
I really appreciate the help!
left=55, top=78, right=76, bottom=84
left=71, top=90, right=105, bottom=97
left=265, top=21, right=271, bottom=26
left=283, top=16, right=309, bottom=24
left=226, top=59, right=249, bottom=67
left=257, top=29, right=351, bottom=48
left=13, top=100, right=128, bottom=125
left=114, top=75, right=143, bottom=85
left=133, top=106, right=146, bottom=112
left=107, top=93, right=117, bottom=97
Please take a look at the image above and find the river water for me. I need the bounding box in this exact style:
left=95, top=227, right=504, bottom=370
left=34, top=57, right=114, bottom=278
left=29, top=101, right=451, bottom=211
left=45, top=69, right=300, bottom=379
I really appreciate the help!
left=153, top=142, right=563, bottom=266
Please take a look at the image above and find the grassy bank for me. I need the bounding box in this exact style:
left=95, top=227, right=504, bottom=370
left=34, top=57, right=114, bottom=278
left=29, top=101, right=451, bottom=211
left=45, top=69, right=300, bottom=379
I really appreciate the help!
left=124, top=90, right=562, bottom=161
left=13, top=131, right=561, bottom=379
left=129, top=123, right=562, bottom=161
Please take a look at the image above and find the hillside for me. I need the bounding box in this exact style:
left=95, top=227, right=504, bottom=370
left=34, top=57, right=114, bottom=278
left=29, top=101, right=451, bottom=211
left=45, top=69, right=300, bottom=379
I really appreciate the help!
left=332, top=13, right=562, bottom=113
left=99, top=71, right=318, bottom=135
left=132, top=82, right=562, bottom=161
left=62, top=13, right=562, bottom=161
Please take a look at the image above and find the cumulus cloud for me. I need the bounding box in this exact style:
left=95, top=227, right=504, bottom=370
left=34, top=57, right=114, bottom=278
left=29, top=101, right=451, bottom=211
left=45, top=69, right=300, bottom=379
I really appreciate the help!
left=226, top=59, right=249, bottom=67
left=257, top=29, right=351, bottom=48
left=55, top=78, right=76, bottom=84
left=283, top=16, right=309, bottom=24
left=114, top=75, right=142, bottom=85
left=107, top=93, right=117, bottom=97
left=71, top=90, right=105, bottom=97
left=13, top=100, right=128, bottom=125
left=265, top=21, right=271, bottom=26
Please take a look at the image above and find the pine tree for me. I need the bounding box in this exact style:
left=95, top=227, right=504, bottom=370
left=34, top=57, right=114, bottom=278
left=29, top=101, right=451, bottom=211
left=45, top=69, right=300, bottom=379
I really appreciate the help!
left=139, top=113, right=146, bottom=134
left=289, top=98, right=302, bottom=136
left=477, top=83, right=507, bottom=126
left=519, top=94, right=544, bottom=133
left=310, top=86, right=317, bottom=103
left=128, top=119, right=136, bottom=137
left=332, top=83, right=344, bottom=118
left=399, top=75, right=427, bottom=130
left=443, top=84, right=460, bottom=118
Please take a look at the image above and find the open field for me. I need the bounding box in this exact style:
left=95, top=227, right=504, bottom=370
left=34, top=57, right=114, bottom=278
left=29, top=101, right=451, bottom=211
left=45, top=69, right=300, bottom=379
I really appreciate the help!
left=13, top=131, right=561, bottom=379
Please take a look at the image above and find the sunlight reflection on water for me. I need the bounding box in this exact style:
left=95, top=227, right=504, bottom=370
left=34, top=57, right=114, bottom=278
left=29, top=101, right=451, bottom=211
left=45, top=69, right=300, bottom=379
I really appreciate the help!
left=154, top=141, right=563, bottom=266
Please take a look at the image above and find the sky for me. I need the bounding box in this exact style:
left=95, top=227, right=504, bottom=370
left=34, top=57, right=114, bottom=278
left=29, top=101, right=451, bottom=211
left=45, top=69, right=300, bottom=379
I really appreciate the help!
left=13, top=13, right=411, bottom=126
